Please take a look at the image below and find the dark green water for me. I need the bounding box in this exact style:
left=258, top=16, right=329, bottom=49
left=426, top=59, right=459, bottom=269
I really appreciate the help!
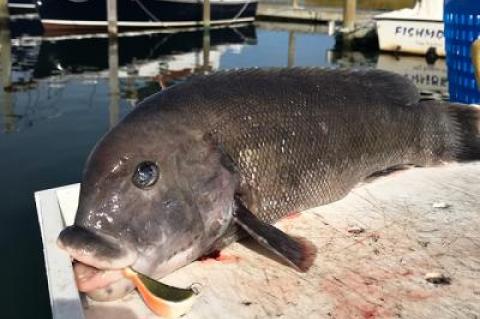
left=0, top=18, right=448, bottom=319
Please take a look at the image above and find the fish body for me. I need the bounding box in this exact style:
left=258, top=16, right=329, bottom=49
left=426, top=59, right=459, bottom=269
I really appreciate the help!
left=58, top=68, right=480, bottom=301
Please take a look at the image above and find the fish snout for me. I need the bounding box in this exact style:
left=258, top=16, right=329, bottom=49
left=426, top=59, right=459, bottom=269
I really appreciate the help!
left=57, top=225, right=137, bottom=270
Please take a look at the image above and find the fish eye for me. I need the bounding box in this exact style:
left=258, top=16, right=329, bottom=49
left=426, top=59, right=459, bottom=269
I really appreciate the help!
left=132, top=161, right=159, bottom=189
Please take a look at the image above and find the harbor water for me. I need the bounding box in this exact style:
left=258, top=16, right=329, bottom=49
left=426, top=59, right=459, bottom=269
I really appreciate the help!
left=0, top=12, right=457, bottom=319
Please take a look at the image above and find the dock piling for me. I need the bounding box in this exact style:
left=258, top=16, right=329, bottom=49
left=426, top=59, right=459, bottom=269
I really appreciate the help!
left=203, top=0, right=211, bottom=28
left=343, top=0, right=357, bottom=31
left=107, top=0, right=118, bottom=36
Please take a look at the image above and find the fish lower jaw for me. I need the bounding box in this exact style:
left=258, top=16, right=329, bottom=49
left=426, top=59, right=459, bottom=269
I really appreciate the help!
left=74, top=261, right=125, bottom=292
left=73, top=261, right=135, bottom=301
left=130, top=246, right=197, bottom=280
left=60, top=244, right=138, bottom=298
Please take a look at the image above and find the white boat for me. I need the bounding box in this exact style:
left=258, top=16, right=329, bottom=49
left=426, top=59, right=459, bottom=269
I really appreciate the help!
left=374, top=0, right=445, bottom=57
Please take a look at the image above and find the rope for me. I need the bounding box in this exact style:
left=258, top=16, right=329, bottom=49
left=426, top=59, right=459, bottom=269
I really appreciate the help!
left=231, top=0, right=251, bottom=23
left=134, top=0, right=161, bottom=22
left=131, top=0, right=252, bottom=25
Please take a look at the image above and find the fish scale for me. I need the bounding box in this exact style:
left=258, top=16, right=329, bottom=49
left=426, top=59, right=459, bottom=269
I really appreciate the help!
left=145, top=68, right=463, bottom=224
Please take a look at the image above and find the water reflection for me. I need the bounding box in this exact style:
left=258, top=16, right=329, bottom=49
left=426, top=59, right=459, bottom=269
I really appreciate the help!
left=330, top=50, right=449, bottom=99
left=287, top=31, right=295, bottom=67
left=33, top=26, right=256, bottom=79
left=1, top=24, right=257, bottom=132
left=3, top=19, right=474, bottom=135
left=108, top=35, right=120, bottom=128
left=377, top=54, right=448, bottom=99
left=0, top=21, right=15, bottom=133
left=202, top=29, right=211, bottom=73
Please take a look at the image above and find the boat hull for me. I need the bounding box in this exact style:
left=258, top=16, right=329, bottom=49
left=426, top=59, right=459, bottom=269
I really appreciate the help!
left=375, top=18, right=445, bottom=56
left=37, top=0, right=257, bottom=30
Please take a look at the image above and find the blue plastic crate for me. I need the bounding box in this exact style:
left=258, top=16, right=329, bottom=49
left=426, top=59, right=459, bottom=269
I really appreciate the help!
left=445, top=0, right=480, bottom=103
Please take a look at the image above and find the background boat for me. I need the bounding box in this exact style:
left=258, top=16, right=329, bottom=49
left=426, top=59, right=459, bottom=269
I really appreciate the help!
left=37, top=0, right=258, bottom=33
left=374, top=0, right=444, bottom=57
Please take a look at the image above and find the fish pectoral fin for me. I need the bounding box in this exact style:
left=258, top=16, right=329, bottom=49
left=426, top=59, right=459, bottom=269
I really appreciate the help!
left=233, top=199, right=316, bottom=272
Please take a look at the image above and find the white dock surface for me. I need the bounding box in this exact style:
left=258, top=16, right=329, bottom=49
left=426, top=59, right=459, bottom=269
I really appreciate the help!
left=36, top=163, right=480, bottom=319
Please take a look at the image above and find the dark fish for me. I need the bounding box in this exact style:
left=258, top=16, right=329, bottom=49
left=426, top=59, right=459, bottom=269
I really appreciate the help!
left=57, top=68, right=480, bottom=301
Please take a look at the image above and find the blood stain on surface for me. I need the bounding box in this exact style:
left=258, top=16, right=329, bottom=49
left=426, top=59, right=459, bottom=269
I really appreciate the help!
left=361, top=307, right=379, bottom=319
left=284, top=211, right=301, bottom=220
left=321, top=266, right=437, bottom=319
left=198, top=250, right=221, bottom=261
left=198, top=250, right=240, bottom=264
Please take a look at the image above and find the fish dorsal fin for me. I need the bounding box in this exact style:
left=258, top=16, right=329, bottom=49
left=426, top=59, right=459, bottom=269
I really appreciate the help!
left=356, top=69, right=421, bottom=106
left=233, top=198, right=316, bottom=272
left=180, top=67, right=421, bottom=107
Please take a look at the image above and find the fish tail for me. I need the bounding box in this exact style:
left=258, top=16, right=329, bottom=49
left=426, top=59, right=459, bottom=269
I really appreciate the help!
left=447, top=103, right=480, bottom=161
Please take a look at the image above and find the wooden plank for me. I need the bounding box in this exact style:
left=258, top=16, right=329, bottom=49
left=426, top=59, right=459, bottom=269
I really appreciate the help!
left=162, top=163, right=480, bottom=318
left=39, top=162, right=480, bottom=318
left=34, top=189, right=85, bottom=319
left=56, top=184, right=80, bottom=226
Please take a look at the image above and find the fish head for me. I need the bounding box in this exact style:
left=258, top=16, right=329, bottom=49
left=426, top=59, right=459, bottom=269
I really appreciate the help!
left=57, top=107, right=237, bottom=300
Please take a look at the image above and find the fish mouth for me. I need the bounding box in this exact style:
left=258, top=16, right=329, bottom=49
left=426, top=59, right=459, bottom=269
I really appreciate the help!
left=72, top=261, right=127, bottom=293
left=57, top=225, right=138, bottom=295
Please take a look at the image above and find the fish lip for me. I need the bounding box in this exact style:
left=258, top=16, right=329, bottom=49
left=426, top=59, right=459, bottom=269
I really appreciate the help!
left=57, top=225, right=138, bottom=270
left=57, top=225, right=139, bottom=294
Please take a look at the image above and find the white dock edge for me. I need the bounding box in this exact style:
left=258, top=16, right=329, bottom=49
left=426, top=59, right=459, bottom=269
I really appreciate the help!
left=35, top=184, right=84, bottom=319
left=35, top=162, right=480, bottom=319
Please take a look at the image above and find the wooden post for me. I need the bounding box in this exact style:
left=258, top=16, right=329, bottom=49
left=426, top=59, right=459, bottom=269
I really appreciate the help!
left=292, top=0, right=299, bottom=9
left=202, top=28, right=210, bottom=73
left=343, top=0, right=356, bottom=31
left=108, top=35, right=120, bottom=128
left=107, top=0, right=118, bottom=36
left=203, top=0, right=210, bottom=28
left=287, top=31, right=295, bottom=68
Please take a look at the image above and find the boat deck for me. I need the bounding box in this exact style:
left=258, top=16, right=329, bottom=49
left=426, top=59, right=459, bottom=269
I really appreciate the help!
left=35, top=162, right=480, bottom=318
